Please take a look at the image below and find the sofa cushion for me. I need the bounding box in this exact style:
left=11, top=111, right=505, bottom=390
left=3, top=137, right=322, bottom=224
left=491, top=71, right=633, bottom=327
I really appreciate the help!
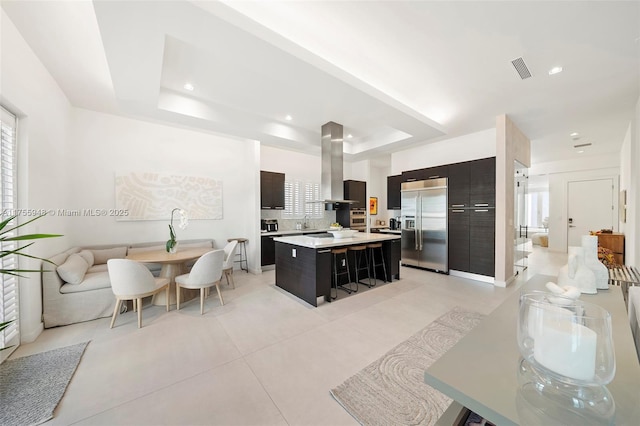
left=60, top=271, right=111, bottom=294
left=77, top=249, right=95, bottom=267
left=57, top=253, right=90, bottom=285
left=90, top=246, right=127, bottom=265
left=88, top=264, right=108, bottom=273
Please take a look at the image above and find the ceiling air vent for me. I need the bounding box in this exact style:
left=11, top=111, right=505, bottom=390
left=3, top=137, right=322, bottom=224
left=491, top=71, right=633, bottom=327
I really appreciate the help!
left=574, top=142, right=592, bottom=148
left=511, top=57, right=532, bottom=79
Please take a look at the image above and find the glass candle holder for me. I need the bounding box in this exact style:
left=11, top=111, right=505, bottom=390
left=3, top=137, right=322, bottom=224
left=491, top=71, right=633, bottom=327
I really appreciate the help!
left=517, top=291, right=616, bottom=386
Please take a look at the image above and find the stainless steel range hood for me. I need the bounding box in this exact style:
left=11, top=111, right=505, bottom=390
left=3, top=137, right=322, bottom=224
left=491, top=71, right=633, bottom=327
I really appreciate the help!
left=310, top=121, right=357, bottom=209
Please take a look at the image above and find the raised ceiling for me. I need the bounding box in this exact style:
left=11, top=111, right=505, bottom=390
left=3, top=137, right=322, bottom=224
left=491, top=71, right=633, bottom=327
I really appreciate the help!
left=3, top=1, right=639, bottom=164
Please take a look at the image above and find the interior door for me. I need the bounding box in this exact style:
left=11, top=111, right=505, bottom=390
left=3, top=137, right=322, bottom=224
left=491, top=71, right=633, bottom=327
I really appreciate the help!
left=567, top=179, right=614, bottom=247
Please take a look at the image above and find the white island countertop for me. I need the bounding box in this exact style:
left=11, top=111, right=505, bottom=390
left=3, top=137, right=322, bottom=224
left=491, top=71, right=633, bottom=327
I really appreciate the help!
left=273, top=232, right=400, bottom=249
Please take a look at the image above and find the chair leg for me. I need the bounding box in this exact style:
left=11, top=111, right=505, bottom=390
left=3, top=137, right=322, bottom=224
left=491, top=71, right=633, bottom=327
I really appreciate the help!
left=165, top=286, right=169, bottom=312
left=200, top=288, right=205, bottom=315
left=132, top=299, right=137, bottom=312
left=176, top=283, right=181, bottom=311
left=137, top=298, right=142, bottom=328
left=225, top=269, right=235, bottom=288
left=215, top=282, right=224, bottom=306
left=110, top=298, right=121, bottom=329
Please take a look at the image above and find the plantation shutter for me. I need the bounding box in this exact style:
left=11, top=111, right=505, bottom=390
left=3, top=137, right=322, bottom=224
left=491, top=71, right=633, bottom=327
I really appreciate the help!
left=1, top=106, right=18, bottom=351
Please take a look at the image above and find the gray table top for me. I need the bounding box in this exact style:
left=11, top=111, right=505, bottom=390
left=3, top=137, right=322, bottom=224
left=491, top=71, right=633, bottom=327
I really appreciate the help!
left=424, top=274, right=640, bottom=425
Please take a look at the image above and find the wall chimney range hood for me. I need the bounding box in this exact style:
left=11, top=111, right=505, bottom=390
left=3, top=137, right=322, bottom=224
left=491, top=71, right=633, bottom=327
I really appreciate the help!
left=309, top=121, right=357, bottom=209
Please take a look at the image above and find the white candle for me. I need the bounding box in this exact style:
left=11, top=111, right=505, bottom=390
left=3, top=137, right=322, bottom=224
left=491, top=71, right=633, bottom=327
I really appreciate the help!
left=534, top=320, right=597, bottom=381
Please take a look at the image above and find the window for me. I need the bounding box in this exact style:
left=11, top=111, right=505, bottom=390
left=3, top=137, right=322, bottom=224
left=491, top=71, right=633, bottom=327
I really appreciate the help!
left=283, top=180, right=323, bottom=219
left=1, top=106, right=18, bottom=352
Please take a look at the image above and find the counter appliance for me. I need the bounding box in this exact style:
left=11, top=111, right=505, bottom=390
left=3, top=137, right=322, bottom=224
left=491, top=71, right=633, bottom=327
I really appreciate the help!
left=261, top=219, right=278, bottom=232
left=401, top=178, right=448, bottom=272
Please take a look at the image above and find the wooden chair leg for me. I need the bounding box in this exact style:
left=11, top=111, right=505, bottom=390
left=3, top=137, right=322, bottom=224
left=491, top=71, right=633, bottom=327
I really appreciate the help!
left=132, top=298, right=137, bottom=312
left=110, top=298, right=121, bottom=328
left=137, top=298, right=142, bottom=328
left=215, top=282, right=224, bottom=306
left=176, top=283, right=181, bottom=311
left=165, top=285, right=169, bottom=312
left=200, top=288, right=205, bottom=315
left=225, top=269, right=235, bottom=289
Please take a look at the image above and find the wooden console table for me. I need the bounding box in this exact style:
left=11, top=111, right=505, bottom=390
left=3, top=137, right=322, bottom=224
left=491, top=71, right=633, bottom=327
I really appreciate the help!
left=597, top=232, right=625, bottom=265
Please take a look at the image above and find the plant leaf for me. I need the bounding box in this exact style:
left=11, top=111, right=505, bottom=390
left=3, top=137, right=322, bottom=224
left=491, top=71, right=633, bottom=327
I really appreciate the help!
left=1, top=233, right=62, bottom=241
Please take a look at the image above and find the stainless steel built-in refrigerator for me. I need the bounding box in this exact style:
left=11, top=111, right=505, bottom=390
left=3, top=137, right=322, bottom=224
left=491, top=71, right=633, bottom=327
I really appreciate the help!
left=401, top=178, right=448, bottom=272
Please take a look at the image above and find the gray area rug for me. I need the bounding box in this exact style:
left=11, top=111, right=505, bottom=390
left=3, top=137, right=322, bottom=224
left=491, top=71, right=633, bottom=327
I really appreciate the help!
left=331, top=308, right=484, bottom=426
left=0, top=341, right=89, bottom=426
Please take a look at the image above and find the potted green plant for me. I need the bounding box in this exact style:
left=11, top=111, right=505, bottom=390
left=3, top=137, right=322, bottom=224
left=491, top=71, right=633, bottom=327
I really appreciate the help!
left=1, top=214, right=60, bottom=351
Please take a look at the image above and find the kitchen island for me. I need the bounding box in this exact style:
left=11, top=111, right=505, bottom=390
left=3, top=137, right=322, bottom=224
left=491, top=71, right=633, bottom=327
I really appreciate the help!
left=274, top=232, right=401, bottom=306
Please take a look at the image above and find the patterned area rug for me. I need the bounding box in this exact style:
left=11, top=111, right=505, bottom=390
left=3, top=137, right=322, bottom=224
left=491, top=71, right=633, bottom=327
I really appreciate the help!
left=331, top=308, right=484, bottom=426
left=0, top=341, right=89, bottom=426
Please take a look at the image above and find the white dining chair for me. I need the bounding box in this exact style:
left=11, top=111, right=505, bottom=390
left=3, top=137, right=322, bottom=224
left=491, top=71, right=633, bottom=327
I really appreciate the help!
left=175, top=249, right=224, bottom=314
left=107, top=259, right=170, bottom=328
left=222, top=239, right=238, bottom=288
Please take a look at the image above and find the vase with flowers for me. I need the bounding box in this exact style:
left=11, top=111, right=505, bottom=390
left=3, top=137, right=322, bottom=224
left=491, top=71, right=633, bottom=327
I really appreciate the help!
left=166, top=208, right=188, bottom=253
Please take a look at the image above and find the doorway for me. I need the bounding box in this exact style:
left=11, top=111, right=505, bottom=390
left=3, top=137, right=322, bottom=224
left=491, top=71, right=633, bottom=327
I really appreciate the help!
left=567, top=178, right=615, bottom=247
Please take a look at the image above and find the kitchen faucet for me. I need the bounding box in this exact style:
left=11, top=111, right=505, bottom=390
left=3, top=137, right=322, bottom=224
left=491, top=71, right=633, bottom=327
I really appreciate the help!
left=303, top=215, right=309, bottom=229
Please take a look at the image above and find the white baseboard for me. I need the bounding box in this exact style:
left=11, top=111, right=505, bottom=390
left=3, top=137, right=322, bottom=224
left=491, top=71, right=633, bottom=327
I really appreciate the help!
left=20, top=322, right=44, bottom=344
left=449, top=269, right=495, bottom=284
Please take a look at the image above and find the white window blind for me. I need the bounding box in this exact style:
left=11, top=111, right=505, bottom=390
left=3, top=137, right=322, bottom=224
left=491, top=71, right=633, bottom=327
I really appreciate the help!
left=1, top=106, right=18, bottom=350
left=283, top=180, right=323, bottom=219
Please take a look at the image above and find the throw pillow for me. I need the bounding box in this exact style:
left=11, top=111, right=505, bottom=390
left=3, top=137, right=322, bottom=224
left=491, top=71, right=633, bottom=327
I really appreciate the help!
left=57, top=253, right=90, bottom=285
left=77, top=249, right=94, bottom=267
left=90, top=246, right=128, bottom=265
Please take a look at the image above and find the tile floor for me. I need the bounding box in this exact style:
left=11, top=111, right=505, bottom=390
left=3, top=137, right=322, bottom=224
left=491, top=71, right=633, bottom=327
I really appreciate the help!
left=11, top=247, right=567, bottom=425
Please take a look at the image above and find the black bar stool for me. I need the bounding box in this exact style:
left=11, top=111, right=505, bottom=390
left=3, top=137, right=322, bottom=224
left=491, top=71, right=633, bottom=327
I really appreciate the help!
left=331, top=247, right=353, bottom=299
left=227, top=238, right=248, bottom=272
left=367, top=243, right=387, bottom=287
left=349, top=245, right=369, bottom=289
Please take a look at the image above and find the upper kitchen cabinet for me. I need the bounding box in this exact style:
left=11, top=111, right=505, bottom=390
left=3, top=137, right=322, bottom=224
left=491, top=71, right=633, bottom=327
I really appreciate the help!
left=469, top=157, right=496, bottom=207
left=447, top=162, right=470, bottom=208
left=344, top=180, right=366, bottom=210
left=447, top=157, right=496, bottom=208
left=401, top=165, right=448, bottom=182
left=387, top=175, right=402, bottom=210
left=260, top=170, right=285, bottom=210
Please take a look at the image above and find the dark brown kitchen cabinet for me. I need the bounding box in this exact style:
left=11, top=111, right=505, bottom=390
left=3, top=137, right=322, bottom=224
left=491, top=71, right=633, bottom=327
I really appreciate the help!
left=402, top=165, right=449, bottom=183
left=469, top=157, right=495, bottom=207
left=387, top=175, right=402, bottom=210
left=447, top=162, right=470, bottom=208
left=344, top=180, right=366, bottom=210
left=261, top=235, right=276, bottom=266
left=260, top=171, right=285, bottom=210
left=469, top=208, right=495, bottom=277
left=448, top=208, right=470, bottom=272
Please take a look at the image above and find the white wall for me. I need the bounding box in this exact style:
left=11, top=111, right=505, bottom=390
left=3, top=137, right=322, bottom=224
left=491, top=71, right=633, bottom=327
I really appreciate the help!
left=261, top=145, right=321, bottom=182
left=1, top=9, right=75, bottom=342
left=621, top=95, right=640, bottom=267
left=390, top=128, right=496, bottom=174
left=67, top=108, right=259, bottom=251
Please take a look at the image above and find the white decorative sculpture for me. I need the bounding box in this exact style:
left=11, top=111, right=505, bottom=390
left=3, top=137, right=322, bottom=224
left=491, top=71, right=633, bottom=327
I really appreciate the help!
left=582, top=235, right=609, bottom=290
left=557, top=246, right=597, bottom=294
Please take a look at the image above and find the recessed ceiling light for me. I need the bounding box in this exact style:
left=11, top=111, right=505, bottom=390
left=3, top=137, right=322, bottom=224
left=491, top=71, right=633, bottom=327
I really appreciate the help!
left=548, top=66, right=563, bottom=75
left=570, top=132, right=579, bottom=137
left=347, top=134, right=353, bottom=139
left=578, top=150, right=584, bottom=154
left=183, top=83, right=194, bottom=91
left=285, top=115, right=292, bottom=121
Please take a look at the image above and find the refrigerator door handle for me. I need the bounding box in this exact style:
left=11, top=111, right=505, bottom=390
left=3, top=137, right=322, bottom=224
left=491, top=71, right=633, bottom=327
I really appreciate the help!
left=414, top=196, right=419, bottom=250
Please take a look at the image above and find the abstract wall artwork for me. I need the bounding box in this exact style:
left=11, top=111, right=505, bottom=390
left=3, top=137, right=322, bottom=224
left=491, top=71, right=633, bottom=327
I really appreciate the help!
left=115, top=172, right=223, bottom=220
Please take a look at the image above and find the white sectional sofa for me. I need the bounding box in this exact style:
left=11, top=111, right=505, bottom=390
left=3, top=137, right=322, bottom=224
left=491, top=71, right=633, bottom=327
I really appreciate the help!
left=41, top=239, right=214, bottom=328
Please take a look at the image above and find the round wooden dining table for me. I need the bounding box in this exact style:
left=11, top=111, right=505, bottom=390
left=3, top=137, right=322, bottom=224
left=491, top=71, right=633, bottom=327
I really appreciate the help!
left=126, top=247, right=213, bottom=306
